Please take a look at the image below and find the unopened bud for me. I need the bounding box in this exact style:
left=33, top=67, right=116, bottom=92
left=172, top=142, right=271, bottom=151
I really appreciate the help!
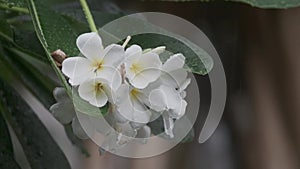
left=51, top=49, right=67, bottom=68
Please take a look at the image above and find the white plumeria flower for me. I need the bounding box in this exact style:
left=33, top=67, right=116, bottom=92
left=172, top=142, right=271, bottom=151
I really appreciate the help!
left=148, top=85, right=187, bottom=138
left=78, top=76, right=121, bottom=107
left=62, top=32, right=124, bottom=86
left=115, top=84, right=151, bottom=123
left=124, top=45, right=162, bottom=89
left=102, top=107, right=151, bottom=151
left=149, top=85, right=187, bottom=119
left=50, top=87, right=75, bottom=124
left=147, top=53, right=191, bottom=138
left=50, top=87, right=88, bottom=139
left=161, top=53, right=190, bottom=91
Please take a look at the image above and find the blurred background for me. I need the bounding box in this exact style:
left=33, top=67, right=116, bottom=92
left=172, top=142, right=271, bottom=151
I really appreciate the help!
left=79, top=1, right=300, bottom=169
left=6, top=0, right=300, bottom=169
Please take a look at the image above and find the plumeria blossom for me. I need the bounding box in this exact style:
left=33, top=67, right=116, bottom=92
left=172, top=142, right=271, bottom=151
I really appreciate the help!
left=160, top=53, right=190, bottom=91
left=101, top=105, right=151, bottom=151
left=54, top=32, right=191, bottom=151
left=115, top=84, right=151, bottom=123
left=148, top=84, right=187, bottom=138
left=50, top=87, right=88, bottom=139
left=146, top=54, right=191, bottom=138
left=78, top=74, right=121, bottom=107
left=62, top=32, right=124, bottom=86
left=50, top=87, right=75, bottom=124
left=124, top=45, right=162, bottom=89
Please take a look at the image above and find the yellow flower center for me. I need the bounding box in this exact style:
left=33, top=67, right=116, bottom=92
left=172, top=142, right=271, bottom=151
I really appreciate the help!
left=130, top=88, right=140, bottom=100
left=93, top=60, right=104, bottom=72
left=95, top=82, right=104, bottom=92
left=130, top=63, right=142, bottom=73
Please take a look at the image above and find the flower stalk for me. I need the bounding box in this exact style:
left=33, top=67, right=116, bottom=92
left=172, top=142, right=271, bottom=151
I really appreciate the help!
left=79, top=0, right=97, bottom=33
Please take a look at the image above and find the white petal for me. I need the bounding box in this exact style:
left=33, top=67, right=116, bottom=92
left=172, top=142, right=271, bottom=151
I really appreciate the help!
left=128, top=52, right=162, bottom=89
left=139, top=52, right=162, bottom=70
left=170, top=99, right=187, bottom=119
left=115, top=84, right=129, bottom=105
left=161, top=69, right=187, bottom=88
left=102, top=44, right=124, bottom=67
left=53, top=87, right=68, bottom=102
left=89, top=89, right=108, bottom=107
left=72, top=117, right=89, bottom=139
left=130, top=122, right=145, bottom=129
left=50, top=102, right=75, bottom=124
left=129, top=73, right=148, bottom=89
left=149, top=88, right=167, bottom=112
left=159, top=85, right=182, bottom=110
left=101, top=83, right=116, bottom=104
left=125, top=44, right=142, bottom=58
left=162, top=112, right=174, bottom=138
left=78, top=79, right=108, bottom=107
left=76, top=32, right=103, bottom=61
left=78, top=80, right=95, bottom=101
left=136, top=125, right=151, bottom=138
left=179, top=78, right=191, bottom=93
left=142, top=48, right=152, bottom=53
left=131, top=98, right=151, bottom=123
left=62, top=57, right=93, bottom=85
left=111, top=105, right=128, bottom=123
left=95, top=66, right=121, bottom=91
left=116, top=86, right=135, bottom=121
left=116, top=84, right=151, bottom=123
left=162, top=53, right=185, bottom=72
left=68, top=72, right=94, bottom=86
left=150, top=46, right=166, bottom=55
left=180, top=91, right=187, bottom=98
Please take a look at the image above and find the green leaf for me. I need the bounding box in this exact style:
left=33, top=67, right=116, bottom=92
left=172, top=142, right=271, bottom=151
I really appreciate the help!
left=0, top=0, right=26, bottom=8
left=0, top=79, right=71, bottom=169
left=0, top=47, right=56, bottom=108
left=0, top=0, right=29, bottom=14
left=0, top=19, right=48, bottom=63
left=232, top=0, right=300, bottom=8
left=130, top=33, right=212, bottom=75
left=13, top=29, right=48, bottom=62
left=26, top=0, right=77, bottom=96
left=0, top=19, right=13, bottom=41
left=0, top=107, right=21, bottom=169
left=57, top=7, right=213, bottom=75
left=157, top=0, right=300, bottom=9
left=99, top=17, right=213, bottom=75
left=26, top=0, right=79, bottom=56
left=0, top=19, right=59, bottom=108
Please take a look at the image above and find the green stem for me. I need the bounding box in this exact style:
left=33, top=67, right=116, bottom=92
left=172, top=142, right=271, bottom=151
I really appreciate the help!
left=79, top=0, right=97, bottom=32
left=0, top=3, right=29, bottom=14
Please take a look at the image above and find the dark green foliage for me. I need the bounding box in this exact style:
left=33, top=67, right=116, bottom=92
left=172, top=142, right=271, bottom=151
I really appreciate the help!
left=0, top=80, right=71, bottom=169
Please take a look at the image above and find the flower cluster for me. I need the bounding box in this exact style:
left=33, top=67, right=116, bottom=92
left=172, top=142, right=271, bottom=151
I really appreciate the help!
left=58, top=32, right=190, bottom=140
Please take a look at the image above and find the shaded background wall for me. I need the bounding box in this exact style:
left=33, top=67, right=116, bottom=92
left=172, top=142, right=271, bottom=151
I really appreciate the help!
left=74, top=1, right=300, bottom=169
